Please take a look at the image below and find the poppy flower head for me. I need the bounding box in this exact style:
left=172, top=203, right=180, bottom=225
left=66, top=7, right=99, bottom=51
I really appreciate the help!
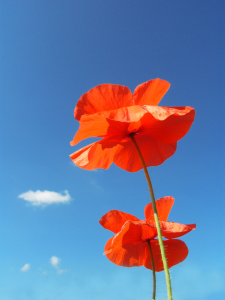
left=99, top=197, right=196, bottom=271
left=70, top=79, right=195, bottom=172
left=74, top=79, right=171, bottom=121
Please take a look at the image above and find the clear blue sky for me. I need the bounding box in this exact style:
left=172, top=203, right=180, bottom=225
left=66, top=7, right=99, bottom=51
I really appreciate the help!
left=1, top=1, right=224, bottom=299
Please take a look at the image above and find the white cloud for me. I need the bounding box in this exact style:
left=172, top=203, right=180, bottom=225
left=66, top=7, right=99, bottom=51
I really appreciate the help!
left=18, top=190, right=71, bottom=206
left=49, top=256, right=68, bottom=275
left=50, top=256, right=61, bottom=268
left=20, top=264, right=30, bottom=272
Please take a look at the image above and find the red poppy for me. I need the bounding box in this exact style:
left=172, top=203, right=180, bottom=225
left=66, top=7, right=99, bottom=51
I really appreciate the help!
left=99, top=196, right=196, bottom=271
left=70, top=79, right=195, bottom=172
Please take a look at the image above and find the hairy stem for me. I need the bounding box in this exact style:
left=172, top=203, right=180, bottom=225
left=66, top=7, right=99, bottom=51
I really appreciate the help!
left=147, top=240, right=156, bottom=300
left=129, top=133, right=172, bottom=300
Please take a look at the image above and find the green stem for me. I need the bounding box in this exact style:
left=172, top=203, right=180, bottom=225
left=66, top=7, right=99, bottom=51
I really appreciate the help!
left=147, top=240, right=156, bottom=300
left=129, top=133, right=173, bottom=300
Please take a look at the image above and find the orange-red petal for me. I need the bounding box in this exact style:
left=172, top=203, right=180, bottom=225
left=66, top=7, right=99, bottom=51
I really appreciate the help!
left=145, top=197, right=174, bottom=222
left=70, top=134, right=176, bottom=172
left=74, top=84, right=133, bottom=121
left=144, top=239, right=189, bottom=272
left=99, top=210, right=140, bottom=234
left=70, top=106, right=146, bottom=146
left=104, top=236, right=149, bottom=268
left=110, top=221, right=157, bottom=249
left=104, top=238, right=189, bottom=271
left=160, top=222, right=196, bottom=239
left=140, top=106, right=195, bottom=144
left=113, top=134, right=177, bottom=172
left=69, top=137, right=120, bottom=170
left=133, top=78, right=170, bottom=106
left=71, top=105, right=195, bottom=147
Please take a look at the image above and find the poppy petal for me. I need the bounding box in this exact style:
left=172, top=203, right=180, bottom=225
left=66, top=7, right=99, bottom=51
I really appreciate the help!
left=144, top=239, right=189, bottom=272
left=70, top=137, right=120, bottom=170
left=140, top=106, right=195, bottom=144
left=113, top=134, right=177, bottom=172
left=111, top=221, right=157, bottom=249
left=70, top=114, right=121, bottom=146
left=70, top=143, right=95, bottom=167
left=74, top=84, right=133, bottom=121
left=104, top=237, right=149, bottom=267
left=70, top=106, right=147, bottom=146
left=99, top=210, right=140, bottom=234
left=104, top=236, right=115, bottom=255
left=133, top=79, right=170, bottom=106
left=145, top=197, right=174, bottom=222
left=160, top=222, right=196, bottom=239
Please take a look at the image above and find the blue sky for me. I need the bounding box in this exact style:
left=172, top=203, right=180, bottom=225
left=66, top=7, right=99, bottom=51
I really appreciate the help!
left=0, top=1, right=224, bottom=299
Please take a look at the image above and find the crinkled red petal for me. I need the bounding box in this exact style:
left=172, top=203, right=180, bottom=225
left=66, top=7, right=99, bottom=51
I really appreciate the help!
left=140, top=106, right=195, bottom=144
left=144, top=239, right=189, bottom=272
left=70, top=106, right=146, bottom=146
left=74, top=84, right=133, bottom=121
left=113, top=134, right=177, bottom=172
left=110, top=221, right=157, bottom=249
left=71, top=105, right=195, bottom=147
left=133, top=78, right=170, bottom=106
left=160, top=222, right=196, bottom=239
left=99, top=210, right=140, bottom=234
left=70, top=137, right=120, bottom=170
left=104, top=236, right=149, bottom=268
left=145, top=197, right=174, bottom=222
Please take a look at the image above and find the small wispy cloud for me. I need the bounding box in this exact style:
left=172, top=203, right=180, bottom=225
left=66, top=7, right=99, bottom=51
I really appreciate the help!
left=18, top=190, right=71, bottom=206
left=50, top=256, right=61, bottom=268
left=50, top=256, right=68, bottom=275
left=20, top=264, right=30, bottom=272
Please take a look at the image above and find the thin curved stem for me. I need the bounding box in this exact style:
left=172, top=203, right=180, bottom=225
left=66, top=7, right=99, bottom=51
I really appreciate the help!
left=147, top=240, right=156, bottom=300
left=129, top=133, right=172, bottom=300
